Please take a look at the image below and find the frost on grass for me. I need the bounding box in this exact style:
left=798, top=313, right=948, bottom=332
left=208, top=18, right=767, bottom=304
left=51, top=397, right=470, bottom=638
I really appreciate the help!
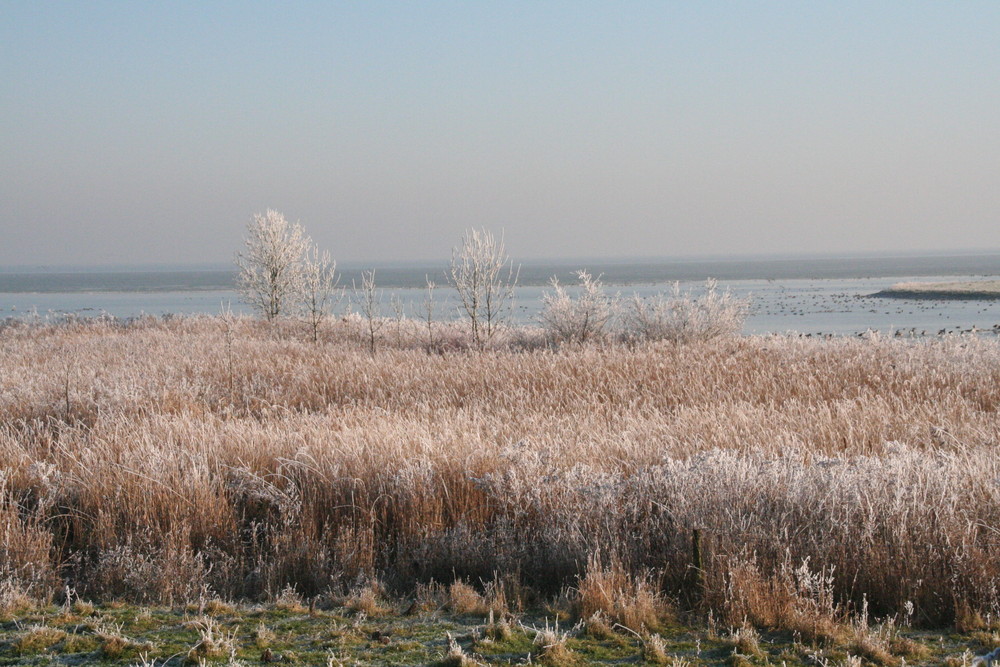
left=1, top=318, right=1000, bottom=630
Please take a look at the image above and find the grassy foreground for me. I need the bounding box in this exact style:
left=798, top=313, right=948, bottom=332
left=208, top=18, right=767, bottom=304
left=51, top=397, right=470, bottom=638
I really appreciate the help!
left=4, top=314, right=1000, bottom=663
left=0, top=595, right=990, bottom=667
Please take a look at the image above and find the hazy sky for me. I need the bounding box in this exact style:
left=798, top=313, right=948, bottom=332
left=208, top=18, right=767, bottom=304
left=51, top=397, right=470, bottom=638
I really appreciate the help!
left=2, top=2, right=999, bottom=267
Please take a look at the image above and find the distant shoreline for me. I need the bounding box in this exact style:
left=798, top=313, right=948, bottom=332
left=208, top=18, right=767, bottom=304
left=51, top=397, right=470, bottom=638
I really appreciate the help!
left=2, top=251, right=1000, bottom=292
left=873, top=280, right=1000, bottom=300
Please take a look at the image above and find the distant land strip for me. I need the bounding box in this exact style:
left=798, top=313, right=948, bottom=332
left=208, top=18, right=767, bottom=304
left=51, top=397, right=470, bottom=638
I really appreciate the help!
left=873, top=280, right=1000, bottom=300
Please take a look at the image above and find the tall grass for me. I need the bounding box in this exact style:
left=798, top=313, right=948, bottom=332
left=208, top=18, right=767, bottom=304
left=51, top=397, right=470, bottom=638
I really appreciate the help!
left=1, top=315, right=1000, bottom=627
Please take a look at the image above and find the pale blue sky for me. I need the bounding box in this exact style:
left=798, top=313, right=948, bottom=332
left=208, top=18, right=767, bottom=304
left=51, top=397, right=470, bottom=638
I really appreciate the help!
left=2, top=1, right=999, bottom=266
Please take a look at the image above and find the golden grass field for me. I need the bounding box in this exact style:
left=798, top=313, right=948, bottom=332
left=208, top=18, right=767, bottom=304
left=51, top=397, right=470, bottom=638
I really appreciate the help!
left=2, top=314, right=1000, bottom=642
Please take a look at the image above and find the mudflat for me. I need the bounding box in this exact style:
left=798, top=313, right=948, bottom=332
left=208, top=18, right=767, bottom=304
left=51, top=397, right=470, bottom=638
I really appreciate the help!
left=873, top=279, right=1000, bottom=299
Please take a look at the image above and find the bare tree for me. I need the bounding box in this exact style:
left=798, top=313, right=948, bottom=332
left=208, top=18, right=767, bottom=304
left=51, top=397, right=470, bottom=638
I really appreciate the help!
left=421, top=276, right=438, bottom=351
left=448, top=228, right=519, bottom=350
left=390, top=294, right=405, bottom=347
left=235, top=209, right=311, bottom=321
left=353, top=269, right=385, bottom=354
left=300, top=245, right=339, bottom=343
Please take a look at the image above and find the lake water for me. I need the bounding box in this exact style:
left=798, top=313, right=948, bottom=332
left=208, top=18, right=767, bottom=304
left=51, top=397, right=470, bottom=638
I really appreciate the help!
left=2, top=253, right=1000, bottom=336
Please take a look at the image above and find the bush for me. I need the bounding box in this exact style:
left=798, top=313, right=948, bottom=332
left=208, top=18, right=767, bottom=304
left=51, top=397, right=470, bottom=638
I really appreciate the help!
left=621, top=279, right=748, bottom=343
left=539, top=271, right=615, bottom=345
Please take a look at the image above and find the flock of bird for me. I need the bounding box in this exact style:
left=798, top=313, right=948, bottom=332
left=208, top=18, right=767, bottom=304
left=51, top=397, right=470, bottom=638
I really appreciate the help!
left=752, top=288, right=1000, bottom=337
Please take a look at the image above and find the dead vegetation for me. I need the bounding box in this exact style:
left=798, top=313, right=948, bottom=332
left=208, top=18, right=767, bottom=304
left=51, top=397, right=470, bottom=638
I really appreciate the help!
left=1, top=315, right=1000, bottom=636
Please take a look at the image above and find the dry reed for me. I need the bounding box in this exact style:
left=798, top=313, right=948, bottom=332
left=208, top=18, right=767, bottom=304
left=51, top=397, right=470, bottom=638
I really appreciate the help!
left=1, top=316, right=1000, bottom=629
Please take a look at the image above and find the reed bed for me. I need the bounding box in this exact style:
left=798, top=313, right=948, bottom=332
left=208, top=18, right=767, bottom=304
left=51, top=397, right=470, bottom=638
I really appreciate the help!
left=1, top=315, right=1000, bottom=628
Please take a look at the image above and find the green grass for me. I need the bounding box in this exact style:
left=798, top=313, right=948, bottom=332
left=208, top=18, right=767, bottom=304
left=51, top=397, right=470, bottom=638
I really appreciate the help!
left=0, top=601, right=988, bottom=666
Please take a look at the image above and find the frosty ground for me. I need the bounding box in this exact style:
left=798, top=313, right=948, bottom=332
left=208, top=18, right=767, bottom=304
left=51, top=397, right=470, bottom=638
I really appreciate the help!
left=2, top=315, right=1000, bottom=664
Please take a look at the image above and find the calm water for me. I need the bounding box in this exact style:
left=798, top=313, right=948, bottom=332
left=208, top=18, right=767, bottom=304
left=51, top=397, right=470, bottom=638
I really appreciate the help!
left=3, top=253, right=1000, bottom=336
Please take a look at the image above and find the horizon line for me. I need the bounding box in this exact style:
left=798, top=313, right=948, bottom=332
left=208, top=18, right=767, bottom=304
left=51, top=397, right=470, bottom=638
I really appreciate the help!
left=3, top=247, right=1000, bottom=274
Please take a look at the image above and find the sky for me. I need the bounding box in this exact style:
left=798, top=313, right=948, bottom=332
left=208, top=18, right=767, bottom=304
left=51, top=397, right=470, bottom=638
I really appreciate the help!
left=2, top=1, right=999, bottom=267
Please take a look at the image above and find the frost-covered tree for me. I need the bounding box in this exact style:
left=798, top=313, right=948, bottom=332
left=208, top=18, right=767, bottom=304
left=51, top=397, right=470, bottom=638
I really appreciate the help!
left=420, top=277, right=438, bottom=350
left=353, top=269, right=385, bottom=354
left=300, top=245, right=339, bottom=342
left=448, top=228, right=519, bottom=350
left=235, top=210, right=311, bottom=321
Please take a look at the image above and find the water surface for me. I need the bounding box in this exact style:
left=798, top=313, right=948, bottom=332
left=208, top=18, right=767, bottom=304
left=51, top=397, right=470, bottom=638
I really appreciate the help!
left=3, top=253, right=999, bottom=336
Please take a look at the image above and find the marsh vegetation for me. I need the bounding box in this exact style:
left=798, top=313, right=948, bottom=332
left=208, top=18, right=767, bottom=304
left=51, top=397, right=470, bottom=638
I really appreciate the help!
left=2, top=304, right=1000, bottom=663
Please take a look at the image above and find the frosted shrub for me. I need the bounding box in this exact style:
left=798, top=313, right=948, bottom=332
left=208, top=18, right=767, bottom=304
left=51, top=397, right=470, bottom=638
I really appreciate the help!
left=539, top=271, right=615, bottom=345
left=621, top=279, right=749, bottom=343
